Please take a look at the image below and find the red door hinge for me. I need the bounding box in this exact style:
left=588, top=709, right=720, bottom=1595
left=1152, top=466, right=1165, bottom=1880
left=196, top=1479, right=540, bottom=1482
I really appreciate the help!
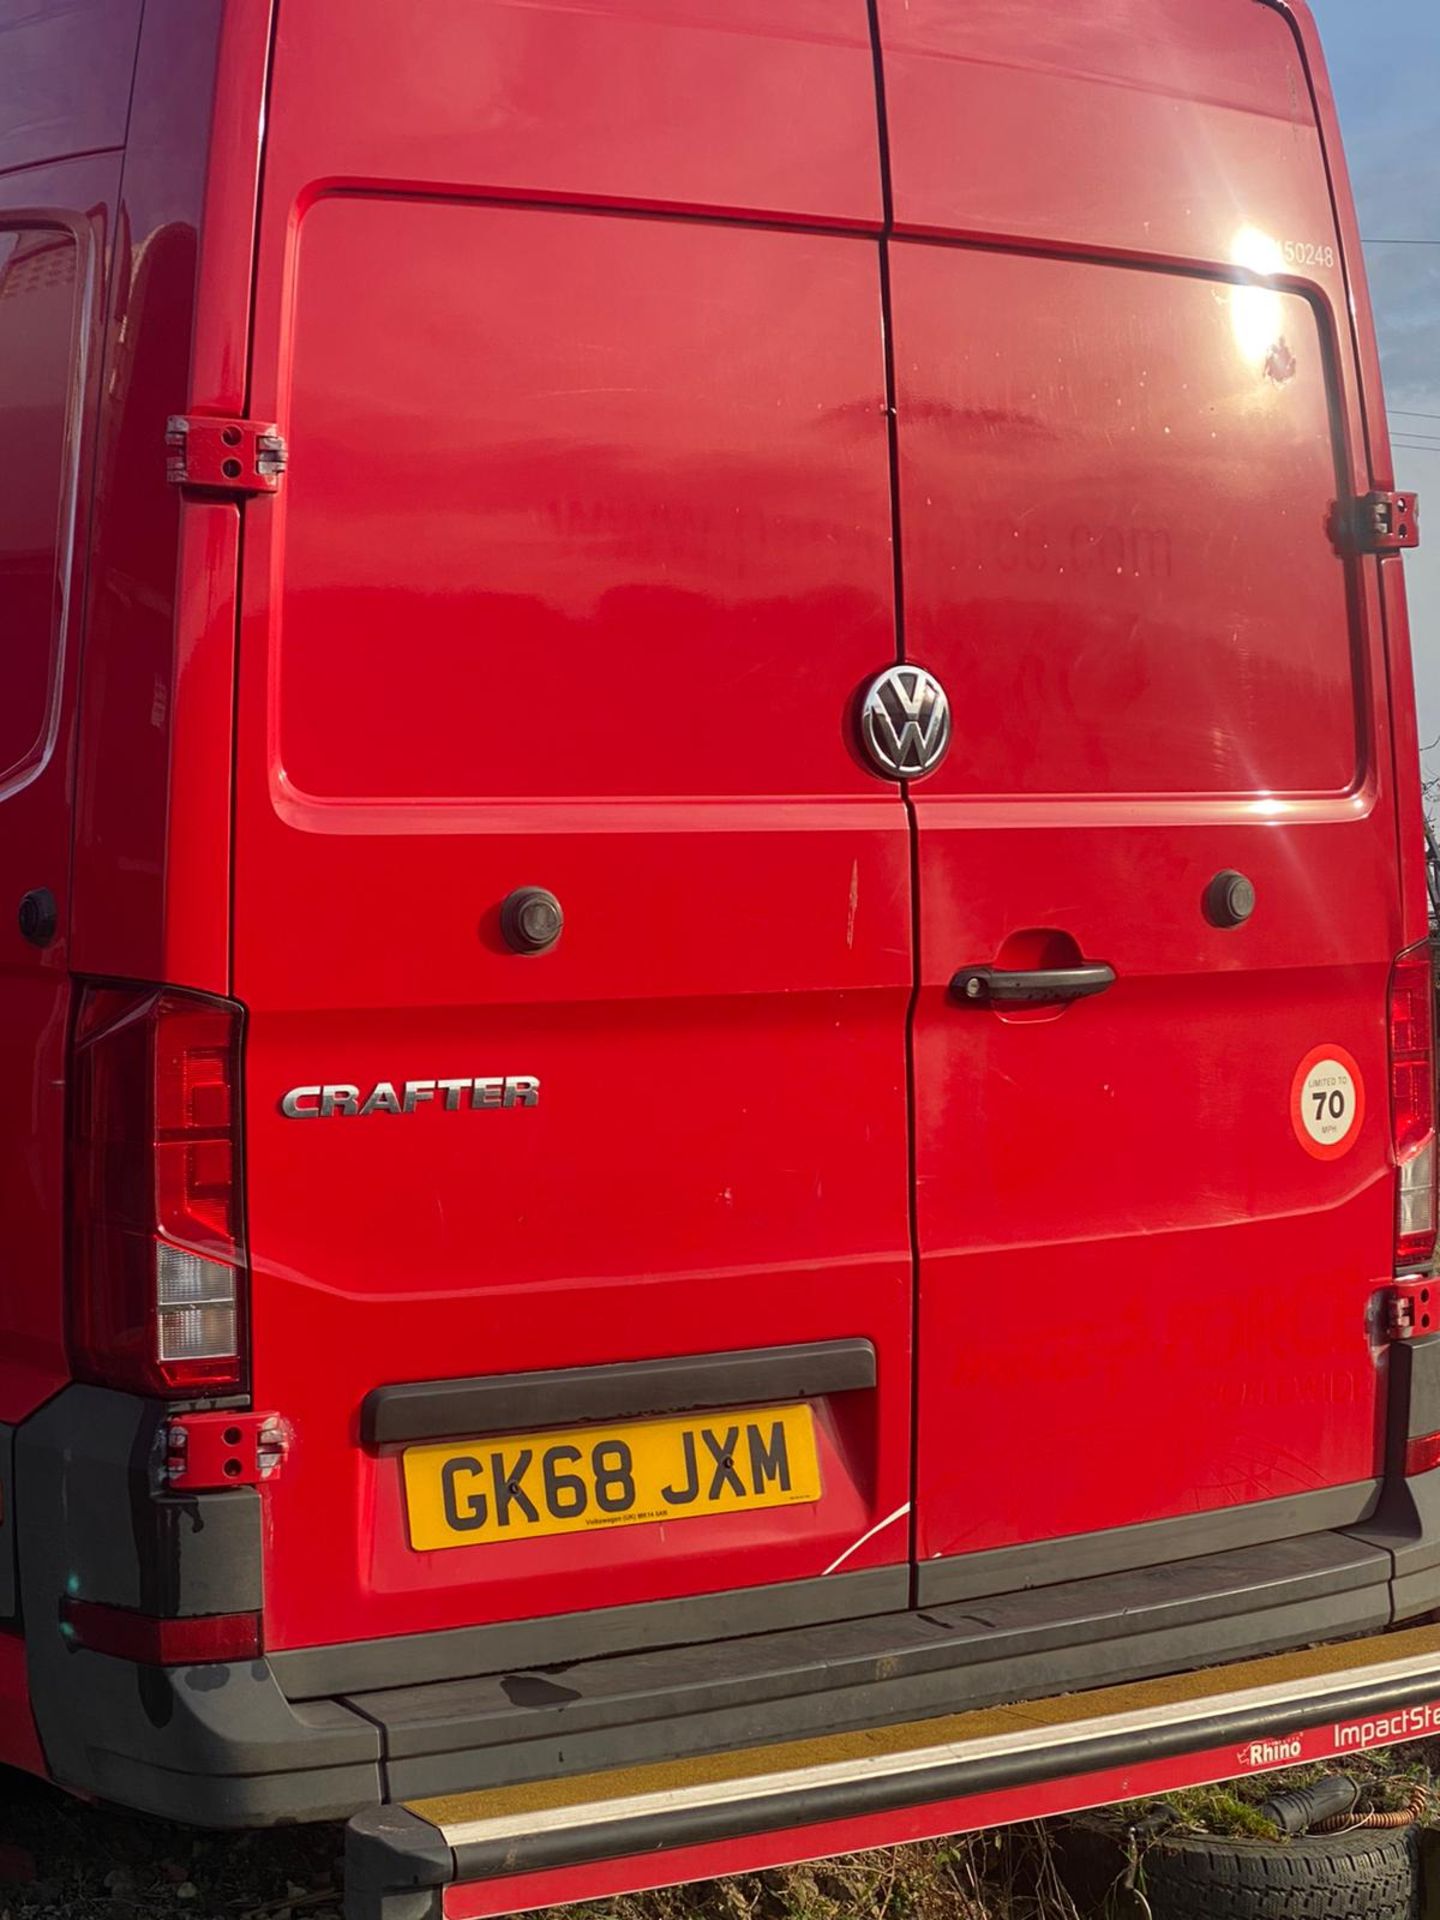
left=165, top=414, right=287, bottom=496
left=161, top=1412, right=288, bottom=1490
left=1388, top=1279, right=1438, bottom=1340
left=1348, top=489, right=1420, bottom=554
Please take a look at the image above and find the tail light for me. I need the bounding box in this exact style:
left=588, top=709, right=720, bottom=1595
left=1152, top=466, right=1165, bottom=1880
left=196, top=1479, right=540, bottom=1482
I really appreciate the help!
left=1390, top=943, right=1438, bottom=1272
left=60, top=1597, right=261, bottom=1664
left=69, top=985, right=247, bottom=1397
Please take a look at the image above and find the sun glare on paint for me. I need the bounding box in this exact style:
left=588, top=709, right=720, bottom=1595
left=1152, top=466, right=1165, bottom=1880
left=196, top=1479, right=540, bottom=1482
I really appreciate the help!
left=1229, top=225, right=1288, bottom=371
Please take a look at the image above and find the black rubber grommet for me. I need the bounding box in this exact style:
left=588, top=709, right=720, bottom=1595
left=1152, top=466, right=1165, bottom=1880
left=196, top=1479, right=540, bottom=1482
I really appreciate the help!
left=18, top=887, right=58, bottom=948
left=1204, top=870, right=1256, bottom=928
left=500, top=887, right=564, bottom=954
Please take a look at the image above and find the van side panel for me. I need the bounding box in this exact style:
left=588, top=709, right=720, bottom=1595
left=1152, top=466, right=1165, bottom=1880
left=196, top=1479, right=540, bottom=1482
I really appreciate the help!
left=0, top=0, right=140, bottom=178
left=0, top=0, right=142, bottom=1764
left=0, top=193, right=102, bottom=1424
left=70, top=0, right=270, bottom=996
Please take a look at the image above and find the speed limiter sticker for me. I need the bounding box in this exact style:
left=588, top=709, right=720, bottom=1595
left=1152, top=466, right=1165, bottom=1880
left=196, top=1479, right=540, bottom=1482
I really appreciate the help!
left=1291, top=1045, right=1365, bottom=1160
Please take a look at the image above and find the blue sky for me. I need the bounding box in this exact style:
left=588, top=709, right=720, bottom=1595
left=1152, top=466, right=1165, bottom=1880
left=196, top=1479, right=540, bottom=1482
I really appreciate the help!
left=1310, top=1, right=1440, bottom=767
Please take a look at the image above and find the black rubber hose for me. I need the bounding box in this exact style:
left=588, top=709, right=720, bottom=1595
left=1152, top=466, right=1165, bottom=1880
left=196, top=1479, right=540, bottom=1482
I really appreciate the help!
left=1259, top=1776, right=1360, bottom=1835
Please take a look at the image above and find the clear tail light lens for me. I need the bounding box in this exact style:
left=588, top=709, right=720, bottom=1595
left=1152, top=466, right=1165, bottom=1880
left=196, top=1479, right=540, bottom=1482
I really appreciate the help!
left=69, top=985, right=246, bottom=1396
left=156, top=1245, right=239, bottom=1366
left=1391, top=943, right=1438, bottom=1271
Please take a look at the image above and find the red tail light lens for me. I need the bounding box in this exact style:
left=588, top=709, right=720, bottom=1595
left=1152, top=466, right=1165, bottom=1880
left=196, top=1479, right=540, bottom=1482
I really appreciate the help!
left=60, top=1597, right=261, bottom=1664
left=1390, top=944, right=1438, bottom=1271
left=69, top=985, right=247, bottom=1396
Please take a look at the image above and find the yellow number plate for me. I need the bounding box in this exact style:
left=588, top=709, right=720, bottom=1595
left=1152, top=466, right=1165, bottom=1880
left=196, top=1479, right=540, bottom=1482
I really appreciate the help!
left=402, top=1402, right=820, bottom=1551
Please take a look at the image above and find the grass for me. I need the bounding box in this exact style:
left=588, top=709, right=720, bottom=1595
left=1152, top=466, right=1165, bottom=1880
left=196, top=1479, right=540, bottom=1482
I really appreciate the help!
left=1153, top=1787, right=1283, bottom=1841
left=1118, top=1746, right=1434, bottom=1840
left=527, top=1829, right=1087, bottom=1920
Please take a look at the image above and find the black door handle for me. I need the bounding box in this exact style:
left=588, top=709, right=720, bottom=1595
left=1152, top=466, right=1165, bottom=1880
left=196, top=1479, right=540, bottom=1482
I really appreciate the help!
left=951, top=963, right=1116, bottom=1006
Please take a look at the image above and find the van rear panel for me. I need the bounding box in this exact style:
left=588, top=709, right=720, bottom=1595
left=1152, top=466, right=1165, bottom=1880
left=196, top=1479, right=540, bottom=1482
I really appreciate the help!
left=232, top=0, right=1422, bottom=1652
left=5, top=0, right=1435, bottom=1843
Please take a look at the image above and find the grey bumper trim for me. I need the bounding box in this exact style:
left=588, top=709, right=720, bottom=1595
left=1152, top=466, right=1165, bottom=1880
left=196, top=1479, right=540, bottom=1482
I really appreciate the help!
left=342, top=1526, right=1391, bottom=1805
left=272, top=1565, right=908, bottom=1700
left=346, top=1807, right=450, bottom=1920
left=919, top=1477, right=1382, bottom=1607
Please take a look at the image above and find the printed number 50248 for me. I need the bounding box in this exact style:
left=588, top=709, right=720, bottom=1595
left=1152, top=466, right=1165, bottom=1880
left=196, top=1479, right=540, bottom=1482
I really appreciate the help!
left=1282, top=240, right=1336, bottom=269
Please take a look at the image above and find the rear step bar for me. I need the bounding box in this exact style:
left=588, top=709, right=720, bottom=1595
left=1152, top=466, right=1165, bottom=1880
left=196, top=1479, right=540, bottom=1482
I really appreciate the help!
left=346, top=1622, right=1440, bottom=1920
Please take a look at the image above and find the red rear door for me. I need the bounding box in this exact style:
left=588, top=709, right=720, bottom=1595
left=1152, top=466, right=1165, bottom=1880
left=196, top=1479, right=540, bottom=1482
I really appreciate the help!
left=875, top=0, right=1408, bottom=1598
left=234, top=0, right=914, bottom=1652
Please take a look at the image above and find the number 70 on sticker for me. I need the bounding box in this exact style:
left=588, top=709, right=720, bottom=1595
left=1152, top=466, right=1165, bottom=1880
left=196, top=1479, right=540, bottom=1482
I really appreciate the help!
left=1292, top=1045, right=1365, bottom=1160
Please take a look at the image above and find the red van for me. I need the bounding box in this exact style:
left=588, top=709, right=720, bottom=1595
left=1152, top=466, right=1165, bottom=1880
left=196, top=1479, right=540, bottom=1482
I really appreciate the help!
left=1, top=1, right=1437, bottom=1913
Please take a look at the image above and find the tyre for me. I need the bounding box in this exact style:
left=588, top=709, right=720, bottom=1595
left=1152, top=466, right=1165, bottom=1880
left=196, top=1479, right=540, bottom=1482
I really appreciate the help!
left=1061, top=1817, right=1420, bottom=1920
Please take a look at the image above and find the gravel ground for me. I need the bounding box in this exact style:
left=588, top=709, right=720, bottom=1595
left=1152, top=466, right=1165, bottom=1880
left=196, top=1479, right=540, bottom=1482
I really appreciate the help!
left=0, top=1772, right=344, bottom=1920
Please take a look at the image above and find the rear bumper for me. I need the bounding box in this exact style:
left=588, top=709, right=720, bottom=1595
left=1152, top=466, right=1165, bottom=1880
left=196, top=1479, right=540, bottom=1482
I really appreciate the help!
left=17, top=1488, right=1440, bottom=1828
left=313, top=1527, right=1398, bottom=1806
left=13, top=1355, right=1440, bottom=1830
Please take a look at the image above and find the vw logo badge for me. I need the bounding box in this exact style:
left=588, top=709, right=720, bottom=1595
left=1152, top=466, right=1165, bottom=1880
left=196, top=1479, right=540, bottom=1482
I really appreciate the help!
left=859, top=665, right=952, bottom=780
